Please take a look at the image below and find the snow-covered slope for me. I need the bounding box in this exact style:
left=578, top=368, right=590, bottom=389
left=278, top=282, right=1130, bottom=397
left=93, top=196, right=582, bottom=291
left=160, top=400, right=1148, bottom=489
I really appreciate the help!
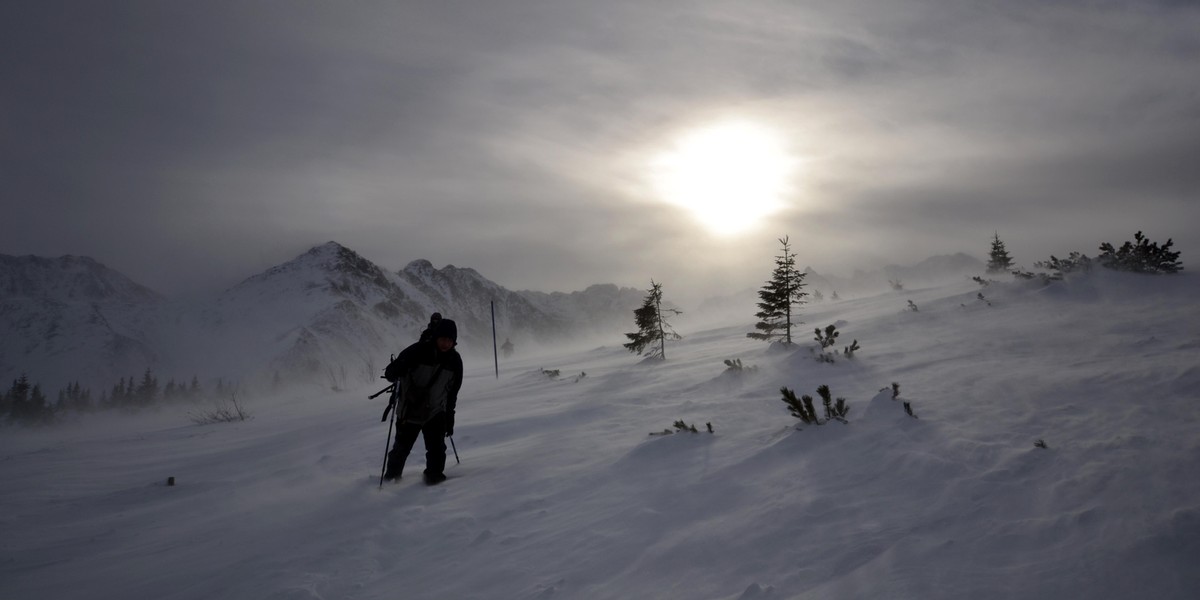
left=807, top=252, right=986, bottom=298
left=3, top=270, right=1197, bottom=599
left=161, top=241, right=431, bottom=389
left=0, top=254, right=164, bottom=388
left=400, top=260, right=571, bottom=349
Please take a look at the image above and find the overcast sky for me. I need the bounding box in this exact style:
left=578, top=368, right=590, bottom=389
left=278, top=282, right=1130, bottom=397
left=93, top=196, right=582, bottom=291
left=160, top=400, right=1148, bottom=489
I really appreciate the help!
left=3, top=1, right=1198, bottom=302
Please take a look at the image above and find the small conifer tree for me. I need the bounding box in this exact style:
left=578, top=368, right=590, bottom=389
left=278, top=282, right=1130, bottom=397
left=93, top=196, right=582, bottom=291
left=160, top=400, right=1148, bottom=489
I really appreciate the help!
left=623, top=280, right=682, bottom=359
left=987, top=232, right=1014, bottom=273
left=748, top=236, right=808, bottom=344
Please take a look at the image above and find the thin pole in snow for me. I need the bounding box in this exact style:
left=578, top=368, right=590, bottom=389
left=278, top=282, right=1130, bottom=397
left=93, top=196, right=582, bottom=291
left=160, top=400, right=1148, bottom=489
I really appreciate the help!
left=491, top=300, right=499, bottom=379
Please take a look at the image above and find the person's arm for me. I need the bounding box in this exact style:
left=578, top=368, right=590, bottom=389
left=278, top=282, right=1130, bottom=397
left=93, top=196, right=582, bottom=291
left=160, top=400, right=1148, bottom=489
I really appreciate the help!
left=383, top=342, right=423, bottom=382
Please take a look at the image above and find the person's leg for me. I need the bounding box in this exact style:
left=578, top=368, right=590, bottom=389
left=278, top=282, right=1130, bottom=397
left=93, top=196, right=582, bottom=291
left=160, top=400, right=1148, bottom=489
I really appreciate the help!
left=385, top=422, right=422, bottom=480
left=421, top=412, right=448, bottom=482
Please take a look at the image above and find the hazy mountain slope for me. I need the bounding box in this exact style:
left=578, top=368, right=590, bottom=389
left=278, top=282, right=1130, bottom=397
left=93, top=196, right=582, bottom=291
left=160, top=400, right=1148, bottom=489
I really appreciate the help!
left=1, top=243, right=644, bottom=392
left=517, top=283, right=646, bottom=335
left=397, top=259, right=575, bottom=349
left=0, top=255, right=164, bottom=388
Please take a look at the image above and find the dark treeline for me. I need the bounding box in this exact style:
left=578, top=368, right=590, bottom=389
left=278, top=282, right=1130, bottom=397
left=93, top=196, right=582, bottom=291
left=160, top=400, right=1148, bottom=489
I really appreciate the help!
left=1, top=369, right=237, bottom=426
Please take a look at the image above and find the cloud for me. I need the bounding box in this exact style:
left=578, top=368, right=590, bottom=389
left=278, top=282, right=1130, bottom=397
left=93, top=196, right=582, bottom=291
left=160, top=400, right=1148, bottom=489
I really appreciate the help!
left=2, top=0, right=1197, bottom=301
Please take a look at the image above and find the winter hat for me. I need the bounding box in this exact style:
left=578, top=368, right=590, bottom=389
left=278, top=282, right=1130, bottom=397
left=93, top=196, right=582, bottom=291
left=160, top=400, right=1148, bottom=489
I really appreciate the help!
left=433, top=319, right=457, bottom=343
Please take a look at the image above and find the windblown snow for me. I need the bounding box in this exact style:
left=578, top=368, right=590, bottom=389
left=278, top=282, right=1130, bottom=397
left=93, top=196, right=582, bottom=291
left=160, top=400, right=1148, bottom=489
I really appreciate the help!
left=2, top=270, right=1198, bottom=599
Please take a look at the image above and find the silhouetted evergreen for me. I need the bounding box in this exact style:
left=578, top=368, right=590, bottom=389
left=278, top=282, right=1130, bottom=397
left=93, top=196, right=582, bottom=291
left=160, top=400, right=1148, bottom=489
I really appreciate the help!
left=987, top=232, right=1014, bottom=273
left=623, top=280, right=682, bottom=359
left=748, top=236, right=807, bottom=344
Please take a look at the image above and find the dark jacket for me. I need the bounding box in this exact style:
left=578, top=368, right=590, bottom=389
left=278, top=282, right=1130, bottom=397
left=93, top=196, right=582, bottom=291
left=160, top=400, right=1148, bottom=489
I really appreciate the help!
left=384, top=339, right=463, bottom=425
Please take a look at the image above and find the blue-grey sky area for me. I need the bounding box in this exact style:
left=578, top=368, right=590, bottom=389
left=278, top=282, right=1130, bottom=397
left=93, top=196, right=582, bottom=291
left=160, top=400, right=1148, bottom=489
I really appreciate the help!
left=3, top=1, right=1198, bottom=301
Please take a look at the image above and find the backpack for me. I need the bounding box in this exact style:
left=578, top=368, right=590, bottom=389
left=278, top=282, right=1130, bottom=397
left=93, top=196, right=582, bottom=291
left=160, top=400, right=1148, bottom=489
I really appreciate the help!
left=400, top=364, right=444, bottom=424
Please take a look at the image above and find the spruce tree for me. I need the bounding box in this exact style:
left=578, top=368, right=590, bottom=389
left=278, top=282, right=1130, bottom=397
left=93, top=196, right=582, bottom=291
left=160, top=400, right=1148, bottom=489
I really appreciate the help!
left=623, top=280, right=682, bottom=359
left=987, top=232, right=1014, bottom=273
left=748, top=236, right=807, bottom=344
left=29, top=384, right=51, bottom=423
left=7, top=375, right=32, bottom=422
left=136, top=369, right=159, bottom=406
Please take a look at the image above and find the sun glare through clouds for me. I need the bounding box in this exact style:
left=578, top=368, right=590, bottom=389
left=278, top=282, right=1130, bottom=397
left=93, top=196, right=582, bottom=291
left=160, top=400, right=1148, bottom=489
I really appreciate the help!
left=651, top=119, right=796, bottom=237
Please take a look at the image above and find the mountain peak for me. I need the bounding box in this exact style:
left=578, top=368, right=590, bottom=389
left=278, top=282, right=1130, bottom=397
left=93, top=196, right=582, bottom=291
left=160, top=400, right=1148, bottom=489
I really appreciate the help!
left=0, top=253, right=162, bottom=303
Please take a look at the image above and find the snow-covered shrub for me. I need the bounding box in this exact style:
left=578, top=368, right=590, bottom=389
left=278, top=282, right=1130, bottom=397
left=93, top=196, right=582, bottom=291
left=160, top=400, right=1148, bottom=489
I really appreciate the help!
left=673, top=419, right=698, bottom=433
left=907, top=300, right=919, bottom=312
left=880, top=383, right=917, bottom=418
left=724, top=358, right=757, bottom=372
left=812, top=325, right=858, bottom=362
left=540, top=368, right=560, bottom=380
left=189, top=393, right=251, bottom=425
left=650, top=420, right=708, bottom=435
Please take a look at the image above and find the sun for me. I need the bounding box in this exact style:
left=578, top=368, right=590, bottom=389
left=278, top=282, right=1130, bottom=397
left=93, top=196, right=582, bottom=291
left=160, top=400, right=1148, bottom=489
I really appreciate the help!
left=650, top=119, right=796, bottom=236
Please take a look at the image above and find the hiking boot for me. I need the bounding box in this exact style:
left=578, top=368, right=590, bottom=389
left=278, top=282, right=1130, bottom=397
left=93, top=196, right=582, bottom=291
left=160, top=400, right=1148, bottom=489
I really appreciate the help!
left=423, top=471, right=447, bottom=485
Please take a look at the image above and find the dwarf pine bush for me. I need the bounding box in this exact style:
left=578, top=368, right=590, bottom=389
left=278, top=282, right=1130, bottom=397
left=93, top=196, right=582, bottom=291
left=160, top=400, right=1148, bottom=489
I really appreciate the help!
left=724, top=358, right=757, bottom=372
left=780, top=387, right=819, bottom=424
left=1098, top=231, right=1182, bottom=274
left=781, top=385, right=849, bottom=425
left=815, top=325, right=840, bottom=349
left=1034, top=252, right=1092, bottom=278
left=816, top=385, right=850, bottom=422
left=651, top=420, right=709, bottom=435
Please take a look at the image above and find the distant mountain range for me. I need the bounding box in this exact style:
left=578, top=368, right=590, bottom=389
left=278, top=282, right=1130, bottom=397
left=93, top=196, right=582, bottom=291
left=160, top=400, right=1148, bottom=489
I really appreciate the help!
left=0, top=242, right=643, bottom=392
left=2, top=244, right=986, bottom=394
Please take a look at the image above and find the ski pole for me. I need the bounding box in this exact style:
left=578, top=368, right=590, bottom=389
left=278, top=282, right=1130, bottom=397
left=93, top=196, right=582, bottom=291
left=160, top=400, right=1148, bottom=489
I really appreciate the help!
left=449, top=435, right=460, bottom=465
left=368, top=382, right=395, bottom=399
left=378, top=384, right=401, bottom=489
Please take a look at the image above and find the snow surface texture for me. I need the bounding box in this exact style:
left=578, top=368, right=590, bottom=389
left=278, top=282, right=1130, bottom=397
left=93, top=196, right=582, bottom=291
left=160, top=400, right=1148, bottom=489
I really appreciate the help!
left=2, top=271, right=1198, bottom=599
